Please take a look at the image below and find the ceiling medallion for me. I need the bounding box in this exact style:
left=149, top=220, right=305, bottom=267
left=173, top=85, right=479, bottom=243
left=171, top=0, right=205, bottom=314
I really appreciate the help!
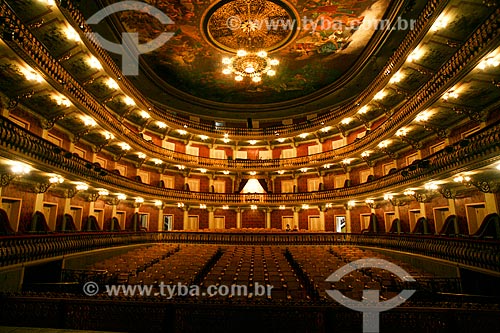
left=202, top=0, right=299, bottom=53
left=222, top=50, right=279, bottom=82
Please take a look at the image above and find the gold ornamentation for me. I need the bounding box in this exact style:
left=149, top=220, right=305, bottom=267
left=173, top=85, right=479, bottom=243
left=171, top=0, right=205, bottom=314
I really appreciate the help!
left=203, top=0, right=298, bottom=53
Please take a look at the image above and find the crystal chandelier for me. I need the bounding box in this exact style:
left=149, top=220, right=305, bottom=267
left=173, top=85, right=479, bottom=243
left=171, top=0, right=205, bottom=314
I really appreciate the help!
left=222, top=50, right=279, bottom=83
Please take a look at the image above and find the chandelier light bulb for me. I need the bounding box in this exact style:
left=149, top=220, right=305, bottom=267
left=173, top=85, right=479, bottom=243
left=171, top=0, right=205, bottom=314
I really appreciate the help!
left=245, top=65, right=255, bottom=74
left=222, top=50, right=279, bottom=82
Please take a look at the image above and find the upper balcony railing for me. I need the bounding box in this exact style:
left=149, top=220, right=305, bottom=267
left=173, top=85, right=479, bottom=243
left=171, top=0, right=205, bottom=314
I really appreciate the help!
left=1, top=114, right=499, bottom=206
left=1, top=1, right=498, bottom=171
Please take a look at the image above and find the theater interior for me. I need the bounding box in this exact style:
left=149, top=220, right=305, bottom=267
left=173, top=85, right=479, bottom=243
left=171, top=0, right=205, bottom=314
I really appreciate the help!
left=0, top=0, right=500, bottom=332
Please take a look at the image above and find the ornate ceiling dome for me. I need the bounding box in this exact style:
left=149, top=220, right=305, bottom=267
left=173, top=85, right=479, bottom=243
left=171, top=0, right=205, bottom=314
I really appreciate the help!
left=203, top=0, right=299, bottom=53
left=88, top=0, right=408, bottom=118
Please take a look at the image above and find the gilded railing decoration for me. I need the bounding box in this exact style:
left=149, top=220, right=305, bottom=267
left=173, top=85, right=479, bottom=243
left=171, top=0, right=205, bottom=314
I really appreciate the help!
left=1, top=232, right=499, bottom=272
left=0, top=115, right=499, bottom=205
left=1, top=1, right=498, bottom=172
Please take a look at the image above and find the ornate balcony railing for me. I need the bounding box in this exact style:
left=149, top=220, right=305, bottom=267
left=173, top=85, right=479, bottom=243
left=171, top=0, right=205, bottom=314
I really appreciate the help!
left=1, top=232, right=499, bottom=272
left=2, top=1, right=498, bottom=171
left=57, top=0, right=446, bottom=137
left=0, top=115, right=499, bottom=206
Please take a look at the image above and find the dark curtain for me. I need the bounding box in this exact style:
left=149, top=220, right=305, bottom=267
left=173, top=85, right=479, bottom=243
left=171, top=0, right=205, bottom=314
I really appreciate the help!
left=258, top=179, right=269, bottom=193
left=237, top=179, right=249, bottom=193
left=0, top=209, right=14, bottom=235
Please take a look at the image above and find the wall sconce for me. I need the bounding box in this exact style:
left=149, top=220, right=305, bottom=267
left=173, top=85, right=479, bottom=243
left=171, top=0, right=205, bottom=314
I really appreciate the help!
left=384, top=194, right=406, bottom=206
left=345, top=200, right=356, bottom=210
left=365, top=199, right=376, bottom=209
left=360, top=151, right=374, bottom=167
left=49, top=175, right=64, bottom=184
left=453, top=175, right=494, bottom=193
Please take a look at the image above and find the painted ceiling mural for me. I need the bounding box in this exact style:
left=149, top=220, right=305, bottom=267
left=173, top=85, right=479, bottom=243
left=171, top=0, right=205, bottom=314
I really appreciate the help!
left=113, top=0, right=390, bottom=104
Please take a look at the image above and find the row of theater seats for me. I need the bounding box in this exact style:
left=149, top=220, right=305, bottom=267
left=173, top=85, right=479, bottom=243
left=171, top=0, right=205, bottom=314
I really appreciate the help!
left=127, top=245, right=220, bottom=286
left=85, top=244, right=438, bottom=302
left=287, top=246, right=434, bottom=301
left=89, top=244, right=179, bottom=283
left=200, top=246, right=306, bottom=300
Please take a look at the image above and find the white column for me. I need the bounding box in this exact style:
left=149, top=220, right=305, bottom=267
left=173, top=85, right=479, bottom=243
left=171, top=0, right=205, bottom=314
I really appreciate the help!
left=394, top=205, right=401, bottom=220
left=293, top=207, right=299, bottom=230
left=345, top=209, right=352, bottom=233
left=485, top=193, right=499, bottom=214
left=111, top=204, right=118, bottom=218
left=265, top=209, right=271, bottom=229
left=89, top=201, right=95, bottom=217
left=448, top=198, right=456, bottom=215
left=157, top=207, right=163, bottom=231
left=419, top=202, right=429, bottom=234
left=34, top=193, right=44, bottom=213
left=61, top=198, right=72, bottom=231
left=208, top=207, right=215, bottom=229
left=183, top=208, right=189, bottom=230
left=419, top=202, right=427, bottom=217
left=236, top=208, right=242, bottom=229
left=63, top=198, right=71, bottom=215
left=319, top=208, right=326, bottom=231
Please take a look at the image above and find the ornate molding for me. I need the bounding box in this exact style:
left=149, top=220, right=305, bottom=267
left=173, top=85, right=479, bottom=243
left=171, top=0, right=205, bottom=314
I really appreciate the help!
left=87, top=193, right=100, bottom=202
left=51, top=187, right=80, bottom=199
left=31, top=182, right=52, bottom=194
left=113, top=151, right=127, bottom=162
left=105, top=197, right=121, bottom=206
left=8, top=90, right=35, bottom=110
left=453, top=107, right=486, bottom=123
left=388, top=197, right=407, bottom=207
left=72, top=128, right=92, bottom=143
left=40, top=114, right=66, bottom=130
left=422, top=124, right=449, bottom=139
left=469, top=180, right=496, bottom=193
left=379, top=147, right=398, bottom=159
left=411, top=191, right=439, bottom=203
left=0, top=173, right=16, bottom=187
left=399, top=136, right=423, bottom=150
left=439, top=186, right=456, bottom=199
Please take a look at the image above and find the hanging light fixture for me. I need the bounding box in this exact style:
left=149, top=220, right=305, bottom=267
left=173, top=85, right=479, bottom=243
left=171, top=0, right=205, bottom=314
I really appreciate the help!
left=222, top=50, right=279, bottom=83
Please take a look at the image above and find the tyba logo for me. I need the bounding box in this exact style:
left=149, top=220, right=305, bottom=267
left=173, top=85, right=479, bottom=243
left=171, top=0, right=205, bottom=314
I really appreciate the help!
left=325, top=258, right=416, bottom=333
left=86, top=1, right=174, bottom=76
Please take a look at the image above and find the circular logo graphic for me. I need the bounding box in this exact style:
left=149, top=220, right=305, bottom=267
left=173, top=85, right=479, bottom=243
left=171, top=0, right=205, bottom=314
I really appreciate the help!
left=83, top=281, right=100, bottom=296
